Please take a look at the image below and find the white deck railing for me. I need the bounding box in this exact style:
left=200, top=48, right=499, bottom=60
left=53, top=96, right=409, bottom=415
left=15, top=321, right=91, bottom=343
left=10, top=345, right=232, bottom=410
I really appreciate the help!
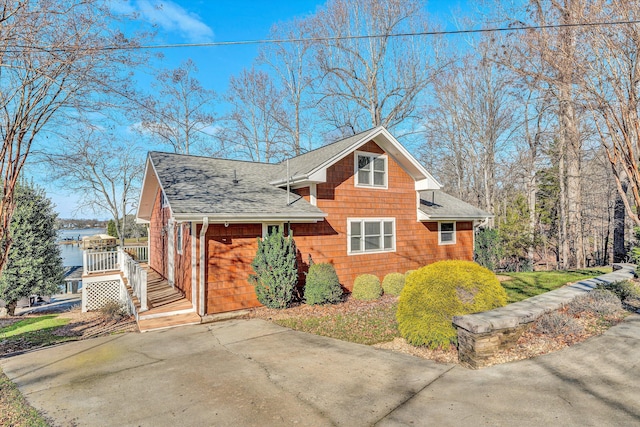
left=121, top=249, right=148, bottom=312
left=83, top=246, right=148, bottom=313
left=122, top=245, right=148, bottom=262
left=83, top=250, right=119, bottom=275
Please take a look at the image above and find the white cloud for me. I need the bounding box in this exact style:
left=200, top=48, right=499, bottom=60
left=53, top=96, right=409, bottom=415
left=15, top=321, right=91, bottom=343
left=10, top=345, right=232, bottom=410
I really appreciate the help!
left=137, top=0, right=214, bottom=43
left=113, top=0, right=214, bottom=43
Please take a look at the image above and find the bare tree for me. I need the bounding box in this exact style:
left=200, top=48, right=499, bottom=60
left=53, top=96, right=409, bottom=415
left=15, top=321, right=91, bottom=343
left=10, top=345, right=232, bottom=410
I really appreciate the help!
left=137, top=59, right=218, bottom=155
left=259, top=18, right=316, bottom=156
left=0, top=0, right=141, bottom=273
left=44, top=125, right=144, bottom=247
left=422, top=41, right=517, bottom=223
left=218, top=68, right=287, bottom=163
left=310, top=0, right=442, bottom=133
left=499, top=0, right=588, bottom=268
left=579, top=0, right=640, bottom=230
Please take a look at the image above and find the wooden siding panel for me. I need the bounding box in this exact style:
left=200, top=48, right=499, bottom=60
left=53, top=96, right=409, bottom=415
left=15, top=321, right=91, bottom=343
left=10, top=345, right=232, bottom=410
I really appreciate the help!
left=205, top=224, right=262, bottom=314
left=149, top=189, right=169, bottom=278
left=174, top=222, right=192, bottom=301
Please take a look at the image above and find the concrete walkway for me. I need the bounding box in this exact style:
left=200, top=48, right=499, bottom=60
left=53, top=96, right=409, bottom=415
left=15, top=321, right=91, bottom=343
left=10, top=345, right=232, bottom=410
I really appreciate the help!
left=2, top=316, right=640, bottom=426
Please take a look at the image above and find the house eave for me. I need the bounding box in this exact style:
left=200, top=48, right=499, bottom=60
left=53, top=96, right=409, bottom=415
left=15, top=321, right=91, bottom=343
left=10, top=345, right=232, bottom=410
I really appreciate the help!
left=172, top=212, right=328, bottom=223
left=418, top=214, right=494, bottom=221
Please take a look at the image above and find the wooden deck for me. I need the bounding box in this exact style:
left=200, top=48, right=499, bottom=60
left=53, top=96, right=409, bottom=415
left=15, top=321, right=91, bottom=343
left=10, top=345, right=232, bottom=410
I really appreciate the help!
left=129, top=265, right=201, bottom=333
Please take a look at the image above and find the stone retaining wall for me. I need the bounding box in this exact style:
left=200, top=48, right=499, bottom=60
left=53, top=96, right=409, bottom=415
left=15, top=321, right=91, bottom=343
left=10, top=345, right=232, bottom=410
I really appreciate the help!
left=452, top=264, right=636, bottom=369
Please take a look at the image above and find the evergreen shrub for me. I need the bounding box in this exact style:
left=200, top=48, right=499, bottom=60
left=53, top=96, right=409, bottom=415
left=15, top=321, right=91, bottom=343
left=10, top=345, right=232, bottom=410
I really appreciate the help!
left=305, top=263, right=343, bottom=305
left=352, top=274, right=382, bottom=300
left=396, top=260, right=507, bottom=349
left=249, top=227, right=298, bottom=309
left=382, top=272, right=405, bottom=296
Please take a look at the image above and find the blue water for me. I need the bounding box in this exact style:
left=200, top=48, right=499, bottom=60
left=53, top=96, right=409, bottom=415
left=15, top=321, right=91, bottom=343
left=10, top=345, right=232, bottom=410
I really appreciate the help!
left=57, top=228, right=106, bottom=267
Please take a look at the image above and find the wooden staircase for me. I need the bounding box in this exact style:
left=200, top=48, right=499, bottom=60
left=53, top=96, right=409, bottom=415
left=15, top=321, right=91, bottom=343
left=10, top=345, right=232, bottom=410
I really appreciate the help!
left=126, top=266, right=201, bottom=332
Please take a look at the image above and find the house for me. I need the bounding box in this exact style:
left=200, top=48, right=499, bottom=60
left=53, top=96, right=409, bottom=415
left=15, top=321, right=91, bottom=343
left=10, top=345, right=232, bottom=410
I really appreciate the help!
left=136, top=126, right=491, bottom=319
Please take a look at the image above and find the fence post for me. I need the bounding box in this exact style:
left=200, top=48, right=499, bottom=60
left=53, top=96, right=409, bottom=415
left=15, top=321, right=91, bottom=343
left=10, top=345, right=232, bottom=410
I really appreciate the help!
left=83, top=251, right=88, bottom=276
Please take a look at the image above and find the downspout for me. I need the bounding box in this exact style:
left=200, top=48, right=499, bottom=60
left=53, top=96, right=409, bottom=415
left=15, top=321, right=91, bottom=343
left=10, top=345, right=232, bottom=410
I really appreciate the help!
left=191, top=222, right=197, bottom=311
left=199, top=217, right=209, bottom=316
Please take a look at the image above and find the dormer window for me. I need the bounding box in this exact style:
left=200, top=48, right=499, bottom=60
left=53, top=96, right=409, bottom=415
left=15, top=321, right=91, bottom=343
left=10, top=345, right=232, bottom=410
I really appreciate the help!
left=355, top=151, right=387, bottom=188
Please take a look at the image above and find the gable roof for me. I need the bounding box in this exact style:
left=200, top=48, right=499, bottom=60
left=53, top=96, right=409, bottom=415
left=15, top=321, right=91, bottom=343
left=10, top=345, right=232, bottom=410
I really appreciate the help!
left=269, top=126, right=441, bottom=191
left=418, top=191, right=492, bottom=221
left=137, top=152, right=326, bottom=223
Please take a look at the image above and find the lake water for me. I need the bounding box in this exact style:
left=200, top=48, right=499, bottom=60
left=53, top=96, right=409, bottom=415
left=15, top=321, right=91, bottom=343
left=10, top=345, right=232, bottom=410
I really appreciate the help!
left=58, top=228, right=106, bottom=267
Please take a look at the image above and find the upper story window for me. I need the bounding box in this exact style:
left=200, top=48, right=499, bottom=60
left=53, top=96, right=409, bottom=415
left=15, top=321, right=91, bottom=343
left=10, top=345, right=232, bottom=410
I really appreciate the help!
left=355, top=151, right=387, bottom=188
left=262, top=223, right=285, bottom=239
left=438, top=222, right=456, bottom=245
left=348, top=218, right=395, bottom=255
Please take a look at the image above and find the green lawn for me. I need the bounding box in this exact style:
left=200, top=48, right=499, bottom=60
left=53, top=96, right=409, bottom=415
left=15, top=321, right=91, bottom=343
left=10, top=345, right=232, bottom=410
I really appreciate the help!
left=500, top=267, right=611, bottom=303
left=0, top=315, right=74, bottom=349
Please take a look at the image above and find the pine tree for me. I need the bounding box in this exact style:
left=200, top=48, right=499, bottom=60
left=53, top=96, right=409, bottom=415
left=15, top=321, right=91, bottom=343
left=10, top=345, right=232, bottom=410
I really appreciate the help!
left=0, top=182, right=64, bottom=315
left=107, top=219, right=117, bottom=238
left=249, top=227, right=298, bottom=309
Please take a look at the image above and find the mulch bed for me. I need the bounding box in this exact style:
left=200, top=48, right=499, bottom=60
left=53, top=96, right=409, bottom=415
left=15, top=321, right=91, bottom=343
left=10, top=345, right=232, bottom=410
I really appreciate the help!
left=249, top=288, right=640, bottom=367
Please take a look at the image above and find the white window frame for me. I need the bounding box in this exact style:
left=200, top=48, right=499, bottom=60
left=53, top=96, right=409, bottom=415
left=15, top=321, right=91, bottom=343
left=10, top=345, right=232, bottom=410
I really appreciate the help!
left=347, top=218, right=396, bottom=255
left=438, top=221, right=456, bottom=245
left=354, top=151, right=388, bottom=189
left=262, top=223, right=284, bottom=239
left=176, top=223, right=183, bottom=255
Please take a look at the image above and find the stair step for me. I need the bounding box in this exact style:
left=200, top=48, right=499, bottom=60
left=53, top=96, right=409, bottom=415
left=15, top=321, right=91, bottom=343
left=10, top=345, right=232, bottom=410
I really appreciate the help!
left=138, top=312, right=201, bottom=332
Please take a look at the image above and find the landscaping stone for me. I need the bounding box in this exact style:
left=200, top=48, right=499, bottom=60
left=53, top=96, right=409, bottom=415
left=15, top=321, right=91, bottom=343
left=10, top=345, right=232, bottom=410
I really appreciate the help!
left=452, top=264, right=636, bottom=368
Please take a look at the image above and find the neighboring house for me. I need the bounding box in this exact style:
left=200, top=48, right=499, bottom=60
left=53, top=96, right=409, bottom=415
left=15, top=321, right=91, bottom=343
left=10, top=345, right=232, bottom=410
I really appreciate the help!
left=136, top=126, right=491, bottom=318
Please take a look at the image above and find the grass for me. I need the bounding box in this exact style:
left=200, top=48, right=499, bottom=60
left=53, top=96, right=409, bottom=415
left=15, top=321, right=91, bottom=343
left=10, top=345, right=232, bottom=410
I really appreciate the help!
left=0, top=368, right=51, bottom=426
left=274, top=302, right=399, bottom=345
left=500, top=267, right=611, bottom=303
left=0, top=315, right=73, bottom=348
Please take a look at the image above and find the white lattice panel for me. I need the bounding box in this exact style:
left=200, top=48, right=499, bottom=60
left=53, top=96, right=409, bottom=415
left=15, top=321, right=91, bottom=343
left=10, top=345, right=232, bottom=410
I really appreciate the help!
left=85, top=280, right=121, bottom=311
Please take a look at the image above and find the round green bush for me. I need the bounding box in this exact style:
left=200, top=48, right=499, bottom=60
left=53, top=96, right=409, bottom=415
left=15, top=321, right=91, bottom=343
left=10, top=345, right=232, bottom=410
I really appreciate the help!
left=352, top=274, right=382, bottom=300
left=396, top=260, right=507, bottom=349
left=304, top=263, right=343, bottom=305
left=382, top=272, right=405, bottom=296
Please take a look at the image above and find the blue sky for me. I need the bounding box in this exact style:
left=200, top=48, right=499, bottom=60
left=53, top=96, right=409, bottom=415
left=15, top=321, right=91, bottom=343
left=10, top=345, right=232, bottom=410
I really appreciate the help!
left=46, top=0, right=471, bottom=219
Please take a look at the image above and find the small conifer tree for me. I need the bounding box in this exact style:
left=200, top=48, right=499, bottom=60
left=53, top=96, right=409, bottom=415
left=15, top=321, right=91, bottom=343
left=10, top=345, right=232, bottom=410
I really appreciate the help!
left=249, top=226, right=298, bottom=309
left=0, top=181, right=64, bottom=315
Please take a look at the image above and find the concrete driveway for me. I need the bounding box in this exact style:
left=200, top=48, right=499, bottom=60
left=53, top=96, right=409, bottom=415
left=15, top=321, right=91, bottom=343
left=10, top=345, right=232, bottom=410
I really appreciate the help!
left=2, top=316, right=640, bottom=426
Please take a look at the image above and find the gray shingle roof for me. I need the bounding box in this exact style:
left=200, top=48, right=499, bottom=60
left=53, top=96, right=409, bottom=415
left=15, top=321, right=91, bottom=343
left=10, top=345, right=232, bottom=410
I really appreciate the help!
left=150, top=152, right=325, bottom=219
left=419, top=191, right=492, bottom=220
left=272, top=127, right=380, bottom=182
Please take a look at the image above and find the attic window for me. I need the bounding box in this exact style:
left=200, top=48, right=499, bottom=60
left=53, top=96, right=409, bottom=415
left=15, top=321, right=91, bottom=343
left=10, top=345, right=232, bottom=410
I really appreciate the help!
left=355, top=151, right=387, bottom=188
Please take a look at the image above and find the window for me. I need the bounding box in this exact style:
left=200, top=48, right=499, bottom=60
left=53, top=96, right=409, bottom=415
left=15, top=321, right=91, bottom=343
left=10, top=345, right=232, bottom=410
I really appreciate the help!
left=355, top=151, right=387, bottom=188
left=262, top=223, right=284, bottom=238
left=176, top=224, right=183, bottom=254
left=348, top=218, right=395, bottom=254
left=438, top=222, right=456, bottom=245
